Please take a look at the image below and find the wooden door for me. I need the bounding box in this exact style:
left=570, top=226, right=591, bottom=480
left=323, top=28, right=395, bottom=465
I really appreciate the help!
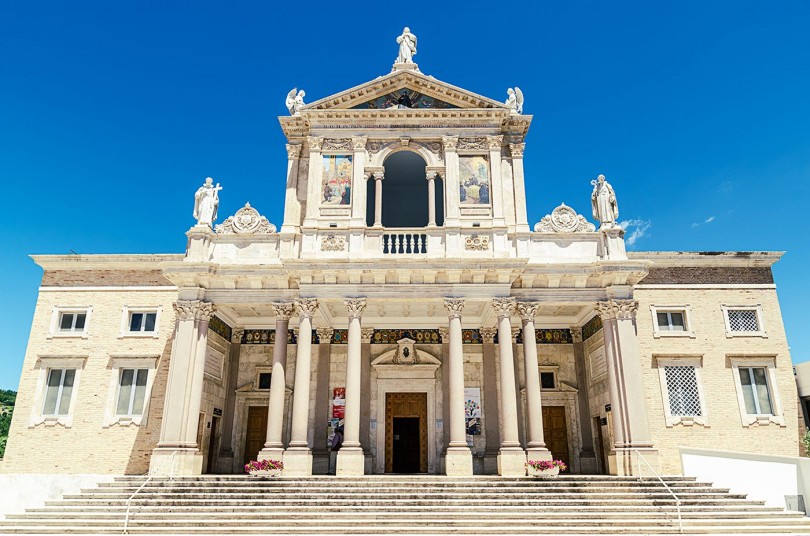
left=244, top=406, right=268, bottom=465
left=207, top=416, right=219, bottom=474
left=385, top=393, right=428, bottom=473
left=594, top=416, right=607, bottom=474
left=542, top=406, right=570, bottom=471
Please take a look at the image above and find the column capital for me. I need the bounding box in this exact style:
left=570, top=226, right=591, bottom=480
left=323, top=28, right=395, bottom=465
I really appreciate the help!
left=509, top=142, right=525, bottom=158
left=511, top=326, right=521, bottom=341
left=492, top=297, right=516, bottom=318
left=295, top=298, right=319, bottom=319
left=570, top=326, right=583, bottom=343
left=425, top=170, right=438, bottom=181
left=360, top=328, right=375, bottom=343
left=315, top=327, right=334, bottom=341
left=173, top=300, right=215, bottom=322
left=595, top=299, right=638, bottom=321
left=351, top=136, right=368, bottom=151
left=443, top=298, right=465, bottom=319
left=486, top=135, right=504, bottom=151
left=480, top=327, right=497, bottom=344
left=307, top=136, right=324, bottom=152
left=344, top=298, right=367, bottom=319
left=286, top=143, right=302, bottom=159
left=271, top=302, right=296, bottom=321
left=231, top=328, right=245, bottom=344
left=442, top=136, right=458, bottom=152
left=516, top=302, right=540, bottom=322
left=438, top=327, right=450, bottom=341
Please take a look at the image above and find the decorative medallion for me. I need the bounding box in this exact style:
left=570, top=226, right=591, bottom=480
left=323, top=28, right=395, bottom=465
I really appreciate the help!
left=323, top=138, right=353, bottom=151
left=465, top=235, right=490, bottom=251
left=534, top=203, right=596, bottom=233
left=216, top=203, right=277, bottom=234
left=321, top=235, right=346, bottom=252
left=366, top=141, right=387, bottom=154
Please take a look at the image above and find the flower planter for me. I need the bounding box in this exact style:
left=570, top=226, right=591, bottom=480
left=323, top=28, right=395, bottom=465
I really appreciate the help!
left=528, top=466, right=559, bottom=477
left=526, top=459, right=566, bottom=477
left=248, top=468, right=281, bottom=478
left=244, top=459, right=283, bottom=477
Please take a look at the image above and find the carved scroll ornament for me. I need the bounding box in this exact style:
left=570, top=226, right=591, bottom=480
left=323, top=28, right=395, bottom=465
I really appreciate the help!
left=534, top=203, right=596, bottom=233
left=216, top=203, right=277, bottom=235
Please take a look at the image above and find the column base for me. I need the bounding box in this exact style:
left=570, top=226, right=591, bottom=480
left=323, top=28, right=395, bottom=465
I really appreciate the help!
left=257, top=447, right=285, bottom=463
left=283, top=449, right=313, bottom=476
left=609, top=447, right=659, bottom=476
left=578, top=450, right=599, bottom=474
left=497, top=449, right=527, bottom=476
left=149, top=448, right=202, bottom=476
left=445, top=447, right=473, bottom=476
left=336, top=447, right=365, bottom=476
left=216, top=452, right=235, bottom=474
left=526, top=447, right=553, bottom=464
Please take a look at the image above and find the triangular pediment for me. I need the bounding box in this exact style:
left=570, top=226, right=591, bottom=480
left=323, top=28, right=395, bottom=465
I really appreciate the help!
left=302, top=70, right=509, bottom=112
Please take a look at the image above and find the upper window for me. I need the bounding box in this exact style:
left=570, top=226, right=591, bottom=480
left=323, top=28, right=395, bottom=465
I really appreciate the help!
left=729, top=356, right=784, bottom=427
left=48, top=307, right=92, bottom=338
left=540, top=372, right=555, bottom=389
left=119, top=306, right=162, bottom=337
left=59, top=312, right=86, bottom=333
left=650, top=306, right=694, bottom=338
left=722, top=305, right=766, bottom=337
left=116, top=368, right=149, bottom=416
left=29, top=356, right=86, bottom=428
left=43, top=368, right=75, bottom=416
left=655, top=356, right=708, bottom=427
left=129, top=312, right=157, bottom=333
left=103, top=356, right=158, bottom=427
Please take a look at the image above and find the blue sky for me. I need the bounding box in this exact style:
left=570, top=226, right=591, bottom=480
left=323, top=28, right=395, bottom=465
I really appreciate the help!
left=1, top=2, right=809, bottom=390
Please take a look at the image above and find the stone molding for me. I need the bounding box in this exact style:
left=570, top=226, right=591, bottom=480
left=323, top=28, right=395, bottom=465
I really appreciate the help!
left=443, top=298, right=464, bottom=319
left=216, top=203, right=277, bottom=235
left=516, top=302, right=540, bottom=322
left=271, top=302, right=295, bottom=321
left=295, top=298, right=319, bottom=319
left=595, top=299, right=639, bottom=321
left=534, top=203, right=596, bottom=233
left=480, top=328, right=497, bottom=344
left=345, top=298, right=367, bottom=319
left=173, top=300, right=215, bottom=322
left=492, top=297, right=516, bottom=318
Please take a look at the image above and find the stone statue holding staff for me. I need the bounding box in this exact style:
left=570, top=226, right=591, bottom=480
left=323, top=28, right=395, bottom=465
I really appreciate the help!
left=194, top=177, right=222, bottom=227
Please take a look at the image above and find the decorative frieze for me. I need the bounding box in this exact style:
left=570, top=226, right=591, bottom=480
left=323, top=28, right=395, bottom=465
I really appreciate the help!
left=457, top=137, right=487, bottom=151
left=464, top=235, right=489, bottom=251
left=174, top=300, right=215, bottom=322
left=323, top=138, right=353, bottom=151
left=242, top=329, right=300, bottom=344
left=582, top=315, right=603, bottom=341
left=208, top=315, right=233, bottom=341
left=321, top=235, right=346, bottom=252
left=216, top=203, right=277, bottom=235
left=534, top=203, right=595, bottom=233
left=370, top=329, right=440, bottom=344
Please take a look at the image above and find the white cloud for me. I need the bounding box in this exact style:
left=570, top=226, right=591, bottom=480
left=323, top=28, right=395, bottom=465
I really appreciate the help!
left=692, top=215, right=717, bottom=228
left=619, top=219, right=652, bottom=246
left=705, top=216, right=715, bottom=224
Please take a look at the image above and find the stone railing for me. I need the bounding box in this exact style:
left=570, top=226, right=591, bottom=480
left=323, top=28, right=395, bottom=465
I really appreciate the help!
left=383, top=230, right=428, bottom=255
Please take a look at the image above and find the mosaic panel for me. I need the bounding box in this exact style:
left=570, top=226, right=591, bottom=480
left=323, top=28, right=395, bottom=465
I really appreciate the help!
left=372, top=329, right=441, bottom=344
left=208, top=315, right=232, bottom=341
left=321, top=155, right=352, bottom=206
left=582, top=315, right=603, bottom=341
left=459, top=155, right=490, bottom=205
left=461, top=329, right=483, bottom=344
left=498, top=329, right=573, bottom=344
left=352, top=90, right=457, bottom=110
left=242, top=329, right=299, bottom=345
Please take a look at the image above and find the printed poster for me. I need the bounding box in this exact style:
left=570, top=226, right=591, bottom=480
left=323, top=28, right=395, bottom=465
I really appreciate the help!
left=332, top=387, right=346, bottom=419
left=464, top=387, right=482, bottom=444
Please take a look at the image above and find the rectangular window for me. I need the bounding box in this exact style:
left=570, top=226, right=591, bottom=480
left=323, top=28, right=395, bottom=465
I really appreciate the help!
left=728, top=309, right=760, bottom=332
left=738, top=366, right=773, bottom=415
left=116, top=368, right=149, bottom=416
left=657, top=311, right=685, bottom=332
left=129, top=312, right=157, bottom=333
left=540, top=372, right=555, bottom=389
left=42, top=368, right=75, bottom=415
left=258, top=372, right=272, bottom=390
left=664, top=366, right=702, bottom=416
left=58, top=312, right=86, bottom=333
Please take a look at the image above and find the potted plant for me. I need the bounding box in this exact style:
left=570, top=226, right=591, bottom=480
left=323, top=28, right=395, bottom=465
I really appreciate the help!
left=244, top=459, right=284, bottom=477
left=526, top=459, right=567, bottom=477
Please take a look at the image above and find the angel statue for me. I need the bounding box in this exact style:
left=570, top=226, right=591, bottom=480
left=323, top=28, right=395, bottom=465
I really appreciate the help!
left=395, top=27, right=417, bottom=64
left=193, top=177, right=222, bottom=227
left=505, top=87, right=524, bottom=114
left=590, top=174, right=619, bottom=228
left=285, top=88, right=306, bottom=116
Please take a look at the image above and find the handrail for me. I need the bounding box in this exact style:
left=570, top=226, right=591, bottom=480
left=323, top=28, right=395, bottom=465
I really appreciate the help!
left=122, top=450, right=178, bottom=534
left=633, top=448, right=683, bottom=534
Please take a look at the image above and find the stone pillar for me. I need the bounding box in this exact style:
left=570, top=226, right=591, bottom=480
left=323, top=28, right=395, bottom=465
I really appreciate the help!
left=596, top=299, right=657, bottom=475
left=337, top=298, right=367, bottom=475
left=360, top=328, right=374, bottom=460
left=258, top=302, right=294, bottom=462
left=509, top=143, right=530, bottom=233
left=426, top=171, right=437, bottom=227
left=442, top=137, right=460, bottom=227
left=492, top=298, right=526, bottom=475
left=480, top=328, right=500, bottom=474
left=517, top=303, right=553, bottom=464
left=312, top=328, right=333, bottom=474
left=487, top=136, right=506, bottom=227
left=217, top=327, right=244, bottom=473
left=444, top=298, right=473, bottom=475
left=280, top=143, right=302, bottom=234
left=373, top=173, right=384, bottom=228
left=303, top=136, right=324, bottom=227
left=150, top=300, right=215, bottom=475
left=350, top=137, right=368, bottom=228
left=571, top=327, right=598, bottom=473
left=439, top=327, right=451, bottom=454
left=284, top=299, right=319, bottom=475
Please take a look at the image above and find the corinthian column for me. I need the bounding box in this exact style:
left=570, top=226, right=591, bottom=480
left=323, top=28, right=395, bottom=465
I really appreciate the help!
left=303, top=136, right=324, bottom=227
left=442, top=137, right=460, bottom=227
left=517, top=302, right=552, bottom=464
left=509, top=143, right=529, bottom=233
left=337, top=298, right=367, bottom=475
left=218, top=327, right=244, bottom=473
left=350, top=137, right=367, bottom=227
left=373, top=173, right=384, bottom=228
left=280, top=143, right=302, bottom=234
left=150, top=299, right=215, bottom=475
left=444, top=298, right=472, bottom=475
left=284, top=298, right=319, bottom=475
left=492, top=298, right=526, bottom=476
left=258, top=302, right=294, bottom=463
left=596, top=299, right=657, bottom=475
left=426, top=171, right=437, bottom=227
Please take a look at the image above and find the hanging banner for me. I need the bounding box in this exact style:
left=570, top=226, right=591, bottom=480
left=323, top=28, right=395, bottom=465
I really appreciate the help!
left=332, top=387, right=346, bottom=419
left=464, top=387, right=482, bottom=442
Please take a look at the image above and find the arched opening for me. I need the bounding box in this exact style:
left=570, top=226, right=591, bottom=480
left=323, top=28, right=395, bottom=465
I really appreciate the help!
left=366, top=151, right=444, bottom=228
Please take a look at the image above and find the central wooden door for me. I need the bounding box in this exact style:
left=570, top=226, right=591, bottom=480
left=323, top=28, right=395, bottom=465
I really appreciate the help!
left=385, top=392, right=428, bottom=473
left=542, top=406, right=570, bottom=472
left=244, top=406, right=268, bottom=466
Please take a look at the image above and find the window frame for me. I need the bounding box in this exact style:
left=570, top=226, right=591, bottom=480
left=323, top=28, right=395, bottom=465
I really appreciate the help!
left=119, top=306, right=162, bottom=338
left=103, top=356, right=159, bottom=427
left=255, top=367, right=273, bottom=391
left=729, top=355, right=784, bottom=427
left=650, top=305, right=695, bottom=338
left=29, top=356, right=87, bottom=428
left=654, top=355, right=709, bottom=427
left=722, top=305, right=767, bottom=338
left=48, top=306, right=92, bottom=339
left=537, top=366, right=560, bottom=391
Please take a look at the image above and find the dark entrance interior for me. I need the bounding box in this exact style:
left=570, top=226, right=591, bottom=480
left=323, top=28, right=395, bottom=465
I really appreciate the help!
left=367, top=151, right=444, bottom=228
left=392, top=417, right=421, bottom=473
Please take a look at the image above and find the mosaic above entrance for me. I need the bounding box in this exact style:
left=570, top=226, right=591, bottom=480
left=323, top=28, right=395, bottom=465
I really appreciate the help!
left=352, top=90, right=457, bottom=110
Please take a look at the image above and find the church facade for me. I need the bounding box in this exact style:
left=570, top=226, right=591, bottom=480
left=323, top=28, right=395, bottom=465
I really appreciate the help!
left=2, top=31, right=799, bottom=478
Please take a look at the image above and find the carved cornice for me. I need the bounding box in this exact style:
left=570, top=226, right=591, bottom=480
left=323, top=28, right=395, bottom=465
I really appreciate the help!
left=307, top=136, right=324, bottom=152
left=231, top=328, right=245, bottom=344
left=296, top=298, right=319, bottom=319
left=361, top=328, right=375, bottom=343
left=492, top=297, right=516, bottom=318
left=442, top=136, right=458, bottom=152
left=286, top=144, right=302, bottom=159
left=595, top=299, right=638, bottom=321
left=351, top=136, right=368, bottom=151
left=443, top=298, right=465, bottom=319
left=345, top=298, right=367, bottom=319
left=271, top=302, right=295, bottom=321
left=316, top=328, right=334, bottom=341
left=516, top=302, right=540, bottom=322
left=487, top=135, right=503, bottom=151
left=509, top=143, right=525, bottom=158
left=174, top=300, right=215, bottom=322
left=480, top=328, right=497, bottom=344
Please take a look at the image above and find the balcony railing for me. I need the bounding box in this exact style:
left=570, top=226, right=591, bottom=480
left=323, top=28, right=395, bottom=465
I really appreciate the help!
left=383, top=231, right=427, bottom=255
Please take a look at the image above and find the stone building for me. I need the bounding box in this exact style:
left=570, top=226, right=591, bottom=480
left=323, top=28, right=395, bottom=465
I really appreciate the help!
left=2, top=31, right=799, bottom=479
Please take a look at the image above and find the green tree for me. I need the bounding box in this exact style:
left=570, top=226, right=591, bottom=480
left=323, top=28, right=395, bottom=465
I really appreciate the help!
left=0, top=390, right=16, bottom=458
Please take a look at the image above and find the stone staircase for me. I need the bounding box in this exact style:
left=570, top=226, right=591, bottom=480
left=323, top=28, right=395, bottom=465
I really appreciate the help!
left=1, top=475, right=810, bottom=535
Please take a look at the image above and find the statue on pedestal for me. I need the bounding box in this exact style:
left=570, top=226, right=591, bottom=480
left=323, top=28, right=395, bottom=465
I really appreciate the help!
left=505, top=87, right=524, bottom=114
left=590, top=174, right=618, bottom=228
left=285, top=88, right=306, bottom=116
left=193, top=177, right=222, bottom=227
left=395, top=27, right=417, bottom=64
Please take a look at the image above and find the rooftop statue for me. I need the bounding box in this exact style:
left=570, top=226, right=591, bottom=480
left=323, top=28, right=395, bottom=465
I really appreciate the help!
left=285, top=88, right=306, bottom=115
left=505, top=87, right=524, bottom=114
left=193, top=177, right=222, bottom=227
left=395, top=27, right=417, bottom=64
left=590, top=174, right=618, bottom=228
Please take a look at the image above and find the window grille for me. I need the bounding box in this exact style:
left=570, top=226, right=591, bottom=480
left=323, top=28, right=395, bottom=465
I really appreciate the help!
left=664, top=365, right=702, bottom=416
left=728, top=309, right=759, bottom=332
